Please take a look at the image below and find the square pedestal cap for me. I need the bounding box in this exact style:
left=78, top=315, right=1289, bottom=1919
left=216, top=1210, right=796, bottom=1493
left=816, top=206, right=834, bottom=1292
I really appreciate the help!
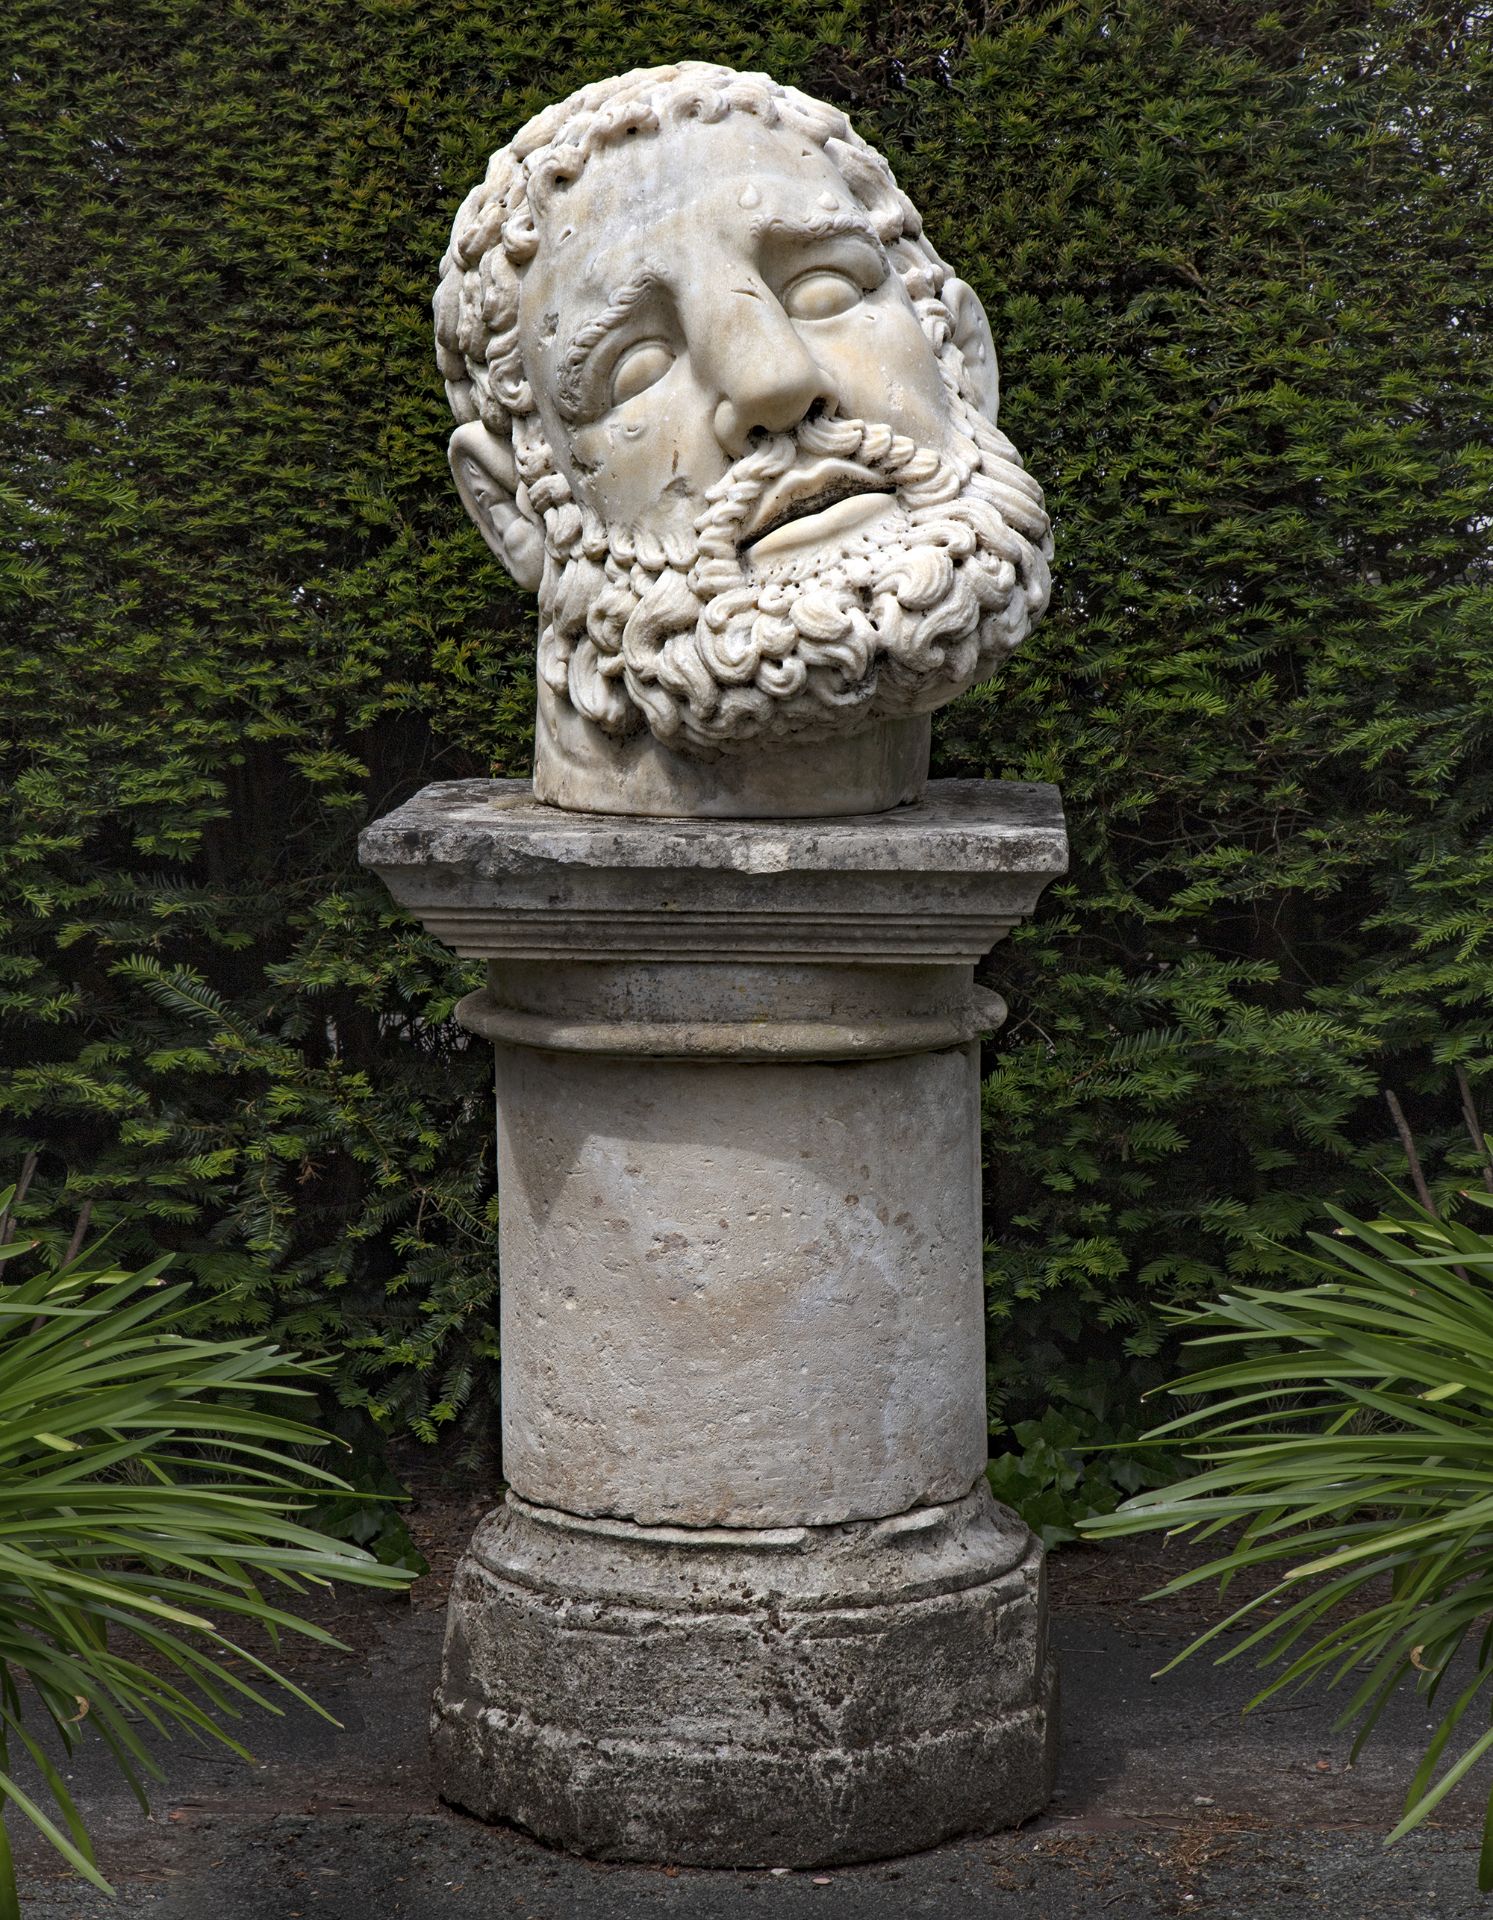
left=358, top=778, right=1068, bottom=967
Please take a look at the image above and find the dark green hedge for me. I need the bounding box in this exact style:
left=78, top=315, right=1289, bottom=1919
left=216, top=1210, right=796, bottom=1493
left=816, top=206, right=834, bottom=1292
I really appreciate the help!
left=3, top=0, right=1489, bottom=1454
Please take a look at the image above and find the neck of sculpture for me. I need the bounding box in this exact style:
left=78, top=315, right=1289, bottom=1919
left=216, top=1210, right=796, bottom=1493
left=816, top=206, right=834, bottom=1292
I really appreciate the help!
left=533, top=683, right=931, bottom=820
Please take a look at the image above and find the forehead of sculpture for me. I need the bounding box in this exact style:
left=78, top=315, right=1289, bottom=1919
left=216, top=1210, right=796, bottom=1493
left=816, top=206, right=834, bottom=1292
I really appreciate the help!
left=517, top=114, right=878, bottom=387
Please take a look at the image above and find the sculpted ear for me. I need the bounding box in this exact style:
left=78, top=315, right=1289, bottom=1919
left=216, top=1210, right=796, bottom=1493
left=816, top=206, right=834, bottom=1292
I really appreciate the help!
left=942, top=277, right=1001, bottom=423
left=448, top=421, right=544, bottom=591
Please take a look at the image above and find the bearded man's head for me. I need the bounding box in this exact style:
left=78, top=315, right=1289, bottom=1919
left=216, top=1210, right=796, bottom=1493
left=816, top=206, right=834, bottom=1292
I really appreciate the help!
left=434, top=62, right=1051, bottom=810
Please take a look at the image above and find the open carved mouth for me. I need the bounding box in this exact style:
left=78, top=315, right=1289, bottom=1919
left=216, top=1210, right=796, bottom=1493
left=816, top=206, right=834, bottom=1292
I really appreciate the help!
left=738, top=459, right=895, bottom=556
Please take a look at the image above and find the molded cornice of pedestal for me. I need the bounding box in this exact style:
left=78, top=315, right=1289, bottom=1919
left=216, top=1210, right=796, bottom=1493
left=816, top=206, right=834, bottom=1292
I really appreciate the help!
left=358, top=778, right=1067, bottom=967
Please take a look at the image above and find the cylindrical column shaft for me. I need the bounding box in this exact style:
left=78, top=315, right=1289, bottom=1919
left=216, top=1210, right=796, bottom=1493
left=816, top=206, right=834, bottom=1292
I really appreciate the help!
left=494, top=1038, right=986, bottom=1527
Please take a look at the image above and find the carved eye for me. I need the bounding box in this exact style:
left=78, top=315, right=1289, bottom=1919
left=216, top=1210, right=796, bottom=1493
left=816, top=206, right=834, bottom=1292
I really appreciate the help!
left=782, top=270, right=862, bottom=321
left=610, top=339, right=674, bottom=407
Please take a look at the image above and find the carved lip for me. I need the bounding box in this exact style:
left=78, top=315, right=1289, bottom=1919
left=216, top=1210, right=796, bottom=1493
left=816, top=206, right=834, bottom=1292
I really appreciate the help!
left=738, top=458, right=894, bottom=557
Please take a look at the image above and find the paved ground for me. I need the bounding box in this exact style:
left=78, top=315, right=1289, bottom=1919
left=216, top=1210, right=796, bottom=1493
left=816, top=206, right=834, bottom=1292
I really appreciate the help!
left=12, top=1505, right=1488, bottom=1919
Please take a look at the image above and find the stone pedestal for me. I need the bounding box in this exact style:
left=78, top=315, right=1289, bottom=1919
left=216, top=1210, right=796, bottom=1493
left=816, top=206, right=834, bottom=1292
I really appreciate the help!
left=359, top=777, right=1068, bottom=1866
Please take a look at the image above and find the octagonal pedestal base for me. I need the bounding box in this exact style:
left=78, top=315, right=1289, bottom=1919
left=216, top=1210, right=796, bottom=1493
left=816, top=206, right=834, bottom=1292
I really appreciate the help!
left=431, top=1482, right=1057, bottom=1868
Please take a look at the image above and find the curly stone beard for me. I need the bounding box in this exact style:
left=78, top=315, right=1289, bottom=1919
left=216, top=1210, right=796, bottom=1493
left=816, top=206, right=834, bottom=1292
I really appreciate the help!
left=534, top=397, right=1051, bottom=754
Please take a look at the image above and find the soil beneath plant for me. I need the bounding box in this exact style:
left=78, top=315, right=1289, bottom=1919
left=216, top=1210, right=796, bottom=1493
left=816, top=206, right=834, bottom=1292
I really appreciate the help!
left=13, top=1463, right=1488, bottom=1920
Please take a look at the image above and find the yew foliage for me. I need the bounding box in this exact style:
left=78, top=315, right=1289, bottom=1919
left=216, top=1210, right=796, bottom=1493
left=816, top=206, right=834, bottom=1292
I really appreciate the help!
left=2, top=0, right=1489, bottom=1450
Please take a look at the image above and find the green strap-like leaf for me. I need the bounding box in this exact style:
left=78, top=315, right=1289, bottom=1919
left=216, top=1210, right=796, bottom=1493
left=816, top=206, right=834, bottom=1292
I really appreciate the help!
left=0, top=1766, right=115, bottom=1896
left=0, top=1808, right=20, bottom=1920
left=0, top=1707, right=97, bottom=1874
left=1387, top=1723, right=1493, bottom=1845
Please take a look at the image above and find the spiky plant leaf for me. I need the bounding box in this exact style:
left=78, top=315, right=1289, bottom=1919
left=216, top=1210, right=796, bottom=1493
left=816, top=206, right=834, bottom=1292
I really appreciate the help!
left=1082, top=1195, right=1493, bottom=1890
left=0, top=1188, right=414, bottom=1910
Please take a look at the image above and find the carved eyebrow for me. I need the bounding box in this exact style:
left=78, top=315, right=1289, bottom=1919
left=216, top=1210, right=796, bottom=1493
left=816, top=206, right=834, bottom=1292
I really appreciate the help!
left=555, top=267, right=664, bottom=417
left=747, top=210, right=883, bottom=249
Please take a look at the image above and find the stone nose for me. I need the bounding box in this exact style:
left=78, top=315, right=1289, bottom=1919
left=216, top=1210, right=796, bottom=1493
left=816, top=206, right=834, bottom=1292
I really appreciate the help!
left=707, top=288, right=838, bottom=455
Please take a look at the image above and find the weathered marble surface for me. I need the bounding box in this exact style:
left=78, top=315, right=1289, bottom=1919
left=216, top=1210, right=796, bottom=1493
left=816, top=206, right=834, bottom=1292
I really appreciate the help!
left=361, top=775, right=1068, bottom=1862
left=358, top=775, right=1069, bottom=966
left=531, top=687, right=931, bottom=820
left=432, top=61, right=1053, bottom=813
left=433, top=1485, right=1057, bottom=1867
left=365, top=54, right=1071, bottom=1868
left=361, top=777, right=1066, bottom=1530
left=493, top=1043, right=985, bottom=1527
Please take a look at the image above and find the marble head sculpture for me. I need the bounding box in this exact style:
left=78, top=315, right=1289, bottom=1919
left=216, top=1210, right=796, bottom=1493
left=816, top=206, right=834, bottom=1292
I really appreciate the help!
left=434, top=61, right=1052, bottom=815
